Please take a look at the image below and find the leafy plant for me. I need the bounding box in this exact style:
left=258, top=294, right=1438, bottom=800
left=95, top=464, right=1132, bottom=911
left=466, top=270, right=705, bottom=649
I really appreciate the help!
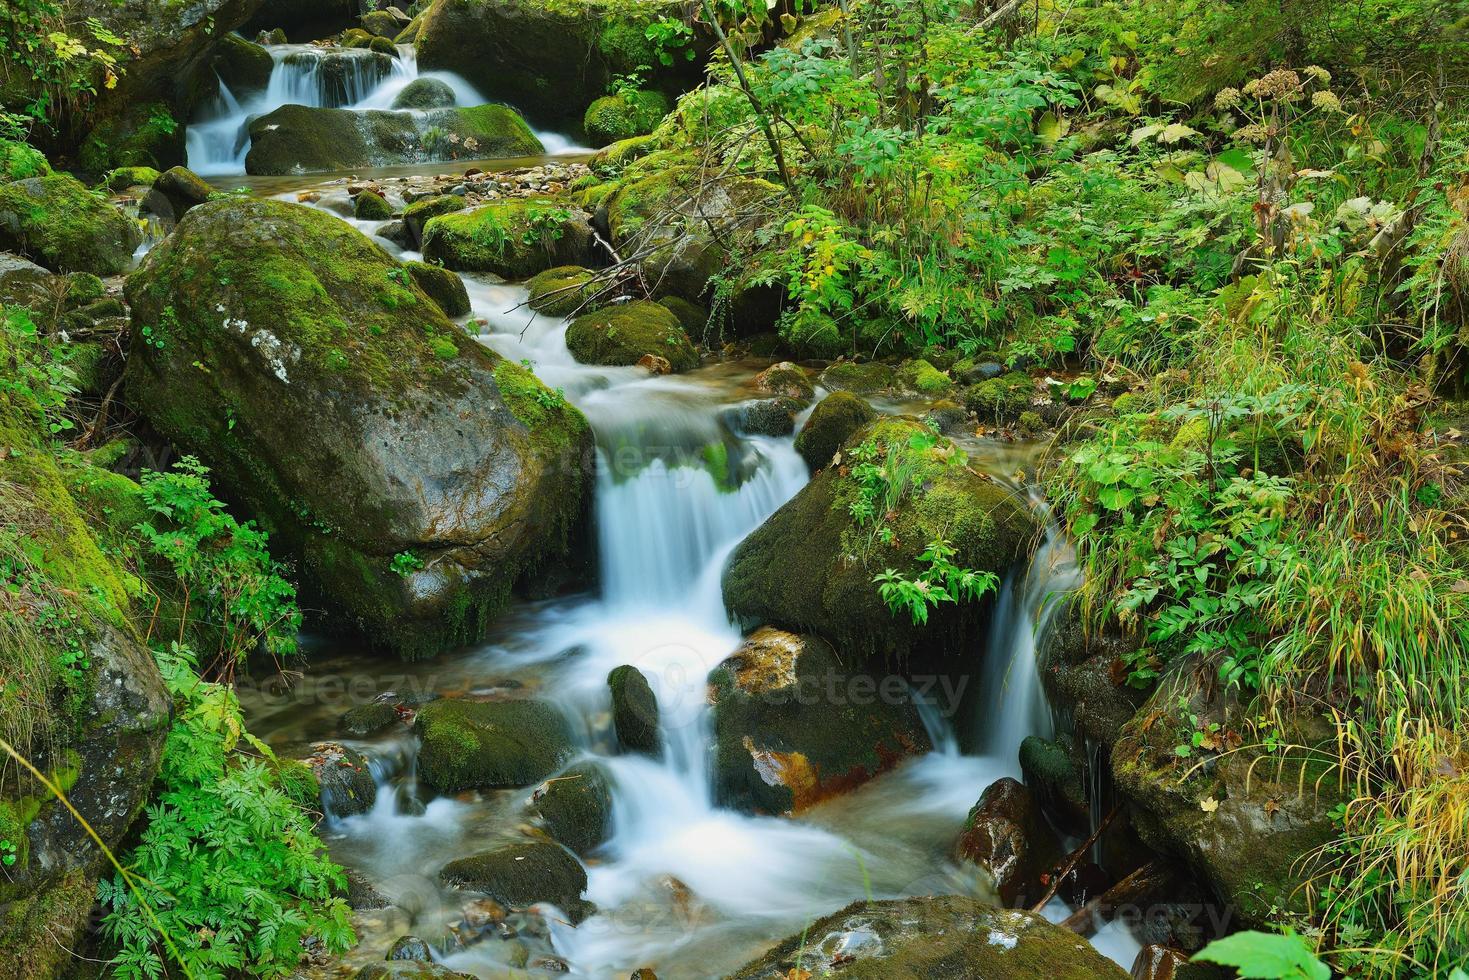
left=874, top=537, right=999, bottom=625
left=389, top=550, right=424, bottom=577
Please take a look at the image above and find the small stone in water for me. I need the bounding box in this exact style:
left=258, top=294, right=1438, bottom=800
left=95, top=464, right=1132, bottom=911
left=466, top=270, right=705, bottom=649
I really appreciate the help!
left=385, top=935, right=432, bottom=961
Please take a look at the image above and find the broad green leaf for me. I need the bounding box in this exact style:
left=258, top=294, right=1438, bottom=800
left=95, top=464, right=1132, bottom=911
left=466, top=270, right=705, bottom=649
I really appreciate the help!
left=1194, top=932, right=1330, bottom=980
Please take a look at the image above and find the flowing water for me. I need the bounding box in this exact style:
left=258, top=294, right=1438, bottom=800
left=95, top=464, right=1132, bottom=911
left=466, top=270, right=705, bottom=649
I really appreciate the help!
left=220, top=180, right=1144, bottom=975
left=186, top=43, right=588, bottom=177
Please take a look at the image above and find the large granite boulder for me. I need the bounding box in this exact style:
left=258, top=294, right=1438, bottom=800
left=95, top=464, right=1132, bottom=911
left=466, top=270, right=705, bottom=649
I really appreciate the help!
left=125, top=198, right=592, bottom=657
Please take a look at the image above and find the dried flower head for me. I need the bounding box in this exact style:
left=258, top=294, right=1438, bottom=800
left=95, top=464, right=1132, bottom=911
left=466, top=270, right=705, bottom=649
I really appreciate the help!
left=1215, top=87, right=1242, bottom=110
left=1253, top=68, right=1302, bottom=99
left=1233, top=123, right=1270, bottom=145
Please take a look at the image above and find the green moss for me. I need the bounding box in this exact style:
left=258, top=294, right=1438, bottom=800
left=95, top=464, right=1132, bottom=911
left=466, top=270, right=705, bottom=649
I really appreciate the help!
left=422, top=197, right=586, bottom=278
left=1112, top=391, right=1143, bottom=414
left=565, top=300, right=698, bottom=371
left=414, top=698, right=575, bottom=791
left=658, top=295, right=707, bottom=333
left=962, top=370, right=1033, bottom=423
left=404, top=260, right=470, bottom=317
left=526, top=265, right=598, bottom=317
left=583, top=89, right=673, bottom=147
left=818, top=360, right=896, bottom=394
left=532, top=760, right=612, bottom=855
left=79, top=102, right=181, bottom=173
left=0, top=174, right=141, bottom=275
left=590, top=133, right=657, bottom=172
left=897, top=358, right=952, bottom=395
left=795, top=391, right=877, bottom=471
left=0, top=140, right=50, bottom=183
left=353, top=189, right=393, bottom=220
left=492, top=358, right=590, bottom=462
left=429, top=104, right=543, bottom=157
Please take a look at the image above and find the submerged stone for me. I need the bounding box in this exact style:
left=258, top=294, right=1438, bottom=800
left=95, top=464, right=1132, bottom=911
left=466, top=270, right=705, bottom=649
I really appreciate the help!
left=607, top=664, right=661, bottom=755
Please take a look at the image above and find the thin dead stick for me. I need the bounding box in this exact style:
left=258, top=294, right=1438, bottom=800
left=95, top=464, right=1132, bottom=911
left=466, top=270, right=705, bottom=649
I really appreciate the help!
left=1030, top=803, right=1120, bottom=912
left=1059, top=861, right=1163, bottom=936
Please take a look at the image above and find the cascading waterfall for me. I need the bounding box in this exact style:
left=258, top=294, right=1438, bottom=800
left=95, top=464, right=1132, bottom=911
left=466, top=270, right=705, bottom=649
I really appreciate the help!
left=268, top=189, right=1140, bottom=976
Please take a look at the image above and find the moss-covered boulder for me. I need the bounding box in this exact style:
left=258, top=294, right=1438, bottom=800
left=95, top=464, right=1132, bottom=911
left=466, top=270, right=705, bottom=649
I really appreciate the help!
left=0, top=175, right=141, bottom=275
left=1111, top=670, right=1345, bottom=928
left=1019, top=735, right=1089, bottom=837
left=564, top=301, right=698, bottom=372
left=795, top=392, right=876, bottom=471
left=0, top=254, right=62, bottom=311
left=607, top=664, right=661, bottom=755
left=439, top=840, right=589, bottom=919
left=709, top=628, right=931, bottom=815
left=818, top=360, right=896, bottom=394
left=896, top=358, right=952, bottom=395
left=391, top=77, right=457, bottom=110
left=526, top=265, right=600, bottom=317
left=727, top=397, right=802, bottom=437
left=955, top=777, right=1061, bottom=907
left=405, top=260, right=470, bottom=317
left=422, top=198, right=592, bottom=279
left=125, top=198, right=592, bottom=657
left=361, top=8, right=409, bottom=38
left=102, top=165, right=161, bottom=193
left=0, top=139, right=51, bottom=182
left=211, top=32, right=274, bottom=94
left=529, top=761, right=612, bottom=855
left=245, top=104, right=542, bottom=175
left=414, top=698, right=575, bottom=791
left=723, top=417, right=1036, bottom=661
left=341, top=700, right=400, bottom=737
left=584, top=89, right=672, bottom=146
left=402, top=194, right=466, bottom=245
left=605, top=164, right=782, bottom=329
left=730, top=896, right=1129, bottom=979
left=151, top=165, right=213, bottom=220
left=963, top=370, right=1035, bottom=423
left=753, top=361, right=813, bottom=402
left=353, top=188, right=393, bottom=220
left=415, top=0, right=692, bottom=124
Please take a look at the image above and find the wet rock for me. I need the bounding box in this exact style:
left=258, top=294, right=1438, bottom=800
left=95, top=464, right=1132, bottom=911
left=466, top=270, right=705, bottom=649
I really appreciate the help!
left=584, top=89, right=671, bottom=147
left=566, top=301, right=698, bottom=372
left=377, top=219, right=411, bottom=247
left=0, top=175, right=141, bottom=275
left=126, top=199, right=592, bottom=658
left=709, top=628, right=931, bottom=814
left=405, top=260, right=470, bottom=317
left=1129, top=945, right=1197, bottom=980
left=753, top=361, right=814, bottom=402
left=101, top=165, right=160, bottom=193
left=730, top=896, right=1129, bottom=978
left=392, top=77, right=457, bottom=110
left=362, top=7, right=410, bottom=37
left=414, top=698, right=575, bottom=792
left=607, top=664, right=661, bottom=755
left=728, top=398, right=801, bottom=438
left=794, top=391, right=875, bottom=471
left=955, top=777, right=1060, bottom=907
left=1039, top=599, right=1147, bottom=746
left=530, top=761, right=612, bottom=855
left=356, top=963, right=476, bottom=980
left=962, top=371, right=1035, bottom=424
left=724, top=417, right=1037, bottom=661
left=403, top=194, right=466, bottom=246
left=1019, top=735, right=1090, bottom=837
left=439, top=840, right=590, bottom=922
left=354, top=189, right=394, bottom=220
left=386, top=935, right=433, bottom=961
left=817, top=360, right=895, bottom=394
left=923, top=399, right=968, bottom=434
left=210, top=32, right=274, bottom=95
left=526, top=265, right=600, bottom=318
left=1111, top=671, right=1346, bottom=928
left=153, top=165, right=213, bottom=220
left=343, top=868, right=391, bottom=909
left=422, top=198, right=592, bottom=279
left=0, top=253, right=61, bottom=310
left=959, top=359, right=1005, bottom=383
left=341, top=701, right=400, bottom=737
left=303, top=741, right=377, bottom=818
left=656, top=295, right=707, bottom=333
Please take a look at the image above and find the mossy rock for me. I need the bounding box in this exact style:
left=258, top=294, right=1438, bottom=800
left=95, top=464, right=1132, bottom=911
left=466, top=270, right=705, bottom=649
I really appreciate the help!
left=709, top=628, right=931, bottom=815
left=403, top=195, right=466, bottom=245
left=730, top=896, right=1129, bottom=979
left=723, top=417, right=1037, bottom=662
left=356, top=963, right=477, bottom=980
left=422, top=104, right=544, bottom=158
left=341, top=27, right=375, bottom=48
left=79, top=101, right=185, bottom=174
left=301, top=742, right=376, bottom=818
left=607, top=664, right=660, bottom=755
left=354, top=189, right=394, bottom=220
left=125, top=198, right=592, bottom=658
left=727, top=397, right=801, bottom=437
left=439, top=840, right=589, bottom=919
left=526, top=265, right=599, bottom=317
left=794, top=391, right=876, bottom=471
left=422, top=198, right=592, bottom=279
left=753, top=361, right=813, bottom=402
left=405, top=260, right=470, bottom=317
left=583, top=89, right=672, bottom=147
left=0, top=175, right=141, bottom=275
left=657, top=295, right=706, bottom=333
left=361, top=9, right=406, bottom=37
left=818, top=360, right=895, bottom=394
left=341, top=701, right=400, bottom=737
left=955, top=776, right=1061, bottom=907
left=391, top=77, right=456, bottom=110
left=589, top=134, right=656, bottom=171
left=962, top=370, right=1034, bottom=423
left=0, top=139, right=51, bottom=182
left=246, top=104, right=418, bottom=175
left=369, top=34, right=397, bottom=56
left=0, top=253, right=61, bottom=311
left=102, top=166, right=161, bottom=193
left=153, top=166, right=214, bottom=219
left=896, top=358, right=952, bottom=395
left=211, top=32, right=274, bottom=94
left=1111, top=671, right=1345, bottom=928
left=414, top=698, right=575, bottom=791
left=565, top=301, right=698, bottom=372
left=1018, top=735, right=1089, bottom=837
left=530, top=760, right=612, bottom=855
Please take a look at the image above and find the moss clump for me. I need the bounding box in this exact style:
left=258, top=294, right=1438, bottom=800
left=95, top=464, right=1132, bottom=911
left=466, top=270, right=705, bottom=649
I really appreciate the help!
left=590, top=133, right=656, bottom=171
left=422, top=198, right=589, bottom=278
left=0, top=175, right=141, bottom=275
left=402, top=194, right=466, bottom=244
left=565, top=301, right=698, bottom=372
left=414, top=698, right=575, bottom=791
left=897, top=358, right=952, bottom=395
left=818, top=360, right=896, bottom=394
left=1112, top=391, right=1143, bottom=414
left=426, top=104, right=544, bottom=159
left=531, top=761, right=612, bottom=855
left=962, top=370, right=1033, bottom=423
left=341, top=28, right=374, bottom=48
left=0, top=140, right=50, bottom=183
left=211, top=33, right=273, bottom=93
left=353, top=189, right=393, bottom=220
left=795, top=391, right=877, bottom=471
left=492, top=358, right=591, bottom=463
left=439, top=840, right=589, bottom=919
left=657, top=295, right=707, bottom=333
left=390, top=77, right=456, bottom=110
left=405, top=260, right=470, bottom=317
left=526, top=265, right=599, bottom=317
left=583, top=89, right=673, bottom=147
left=1017, top=409, right=1044, bottom=434
left=102, top=166, right=160, bottom=192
